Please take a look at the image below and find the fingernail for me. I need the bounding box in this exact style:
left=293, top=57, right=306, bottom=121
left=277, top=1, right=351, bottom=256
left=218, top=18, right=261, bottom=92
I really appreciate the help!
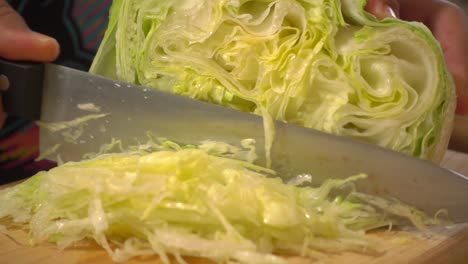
left=32, top=32, right=60, bottom=60
left=34, top=32, right=56, bottom=45
left=386, top=0, right=400, bottom=17
left=0, top=75, right=9, bottom=91
left=386, top=5, right=397, bottom=18
left=377, top=4, right=398, bottom=19
left=372, top=3, right=399, bottom=20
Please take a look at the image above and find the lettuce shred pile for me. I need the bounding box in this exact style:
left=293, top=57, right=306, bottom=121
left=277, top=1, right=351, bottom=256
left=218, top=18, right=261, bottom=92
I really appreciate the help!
left=90, top=0, right=454, bottom=161
left=0, top=139, right=438, bottom=264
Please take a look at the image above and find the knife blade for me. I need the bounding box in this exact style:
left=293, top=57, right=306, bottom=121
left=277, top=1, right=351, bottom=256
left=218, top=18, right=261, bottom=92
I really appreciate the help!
left=2, top=60, right=468, bottom=223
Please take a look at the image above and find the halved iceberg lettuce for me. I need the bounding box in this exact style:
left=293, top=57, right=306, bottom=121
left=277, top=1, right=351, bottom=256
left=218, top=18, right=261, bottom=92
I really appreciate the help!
left=90, top=0, right=455, bottom=162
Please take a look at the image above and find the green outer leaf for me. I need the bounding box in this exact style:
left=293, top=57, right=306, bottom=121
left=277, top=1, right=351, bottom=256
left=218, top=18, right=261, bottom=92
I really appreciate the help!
left=89, top=0, right=123, bottom=78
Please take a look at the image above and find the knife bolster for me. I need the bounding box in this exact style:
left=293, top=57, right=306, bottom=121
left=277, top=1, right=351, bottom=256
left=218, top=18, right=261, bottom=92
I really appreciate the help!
left=0, top=58, right=44, bottom=120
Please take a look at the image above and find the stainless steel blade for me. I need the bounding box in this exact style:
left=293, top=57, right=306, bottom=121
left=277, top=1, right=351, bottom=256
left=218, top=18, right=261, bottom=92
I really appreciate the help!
left=40, top=64, right=468, bottom=223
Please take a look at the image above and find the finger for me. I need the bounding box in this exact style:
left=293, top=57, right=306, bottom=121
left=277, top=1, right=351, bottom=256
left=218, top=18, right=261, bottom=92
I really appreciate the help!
left=455, top=82, right=468, bottom=115
left=424, top=3, right=468, bottom=115
left=0, top=74, right=9, bottom=91
left=0, top=74, right=6, bottom=128
left=364, top=0, right=400, bottom=20
left=0, top=0, right=60, bottom=62
left=0, top=65, right=7, bottom=128
left=0, top=103, right=5, bottom=128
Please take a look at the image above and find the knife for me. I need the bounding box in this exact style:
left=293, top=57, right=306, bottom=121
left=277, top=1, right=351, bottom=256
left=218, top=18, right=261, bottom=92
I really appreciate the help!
left=1, top=58, right=468, bottom=223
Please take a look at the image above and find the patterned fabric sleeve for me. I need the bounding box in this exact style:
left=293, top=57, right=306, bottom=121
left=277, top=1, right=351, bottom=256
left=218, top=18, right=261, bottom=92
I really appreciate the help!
left=0, top=116, right=55, bottom=184
left=0, top=0, right=111, bottom=181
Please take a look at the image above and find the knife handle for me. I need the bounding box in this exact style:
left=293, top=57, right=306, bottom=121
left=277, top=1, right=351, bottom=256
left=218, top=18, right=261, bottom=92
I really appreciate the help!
left=0, top=58, right=44, bottom=121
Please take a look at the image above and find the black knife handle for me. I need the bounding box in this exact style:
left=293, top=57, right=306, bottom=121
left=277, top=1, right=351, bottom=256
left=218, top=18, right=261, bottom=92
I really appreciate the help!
left=0, top=58, right=45, bottom=120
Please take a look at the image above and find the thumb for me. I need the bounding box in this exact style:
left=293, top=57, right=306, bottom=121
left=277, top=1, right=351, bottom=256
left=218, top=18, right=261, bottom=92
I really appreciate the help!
left=0, top=0, right=59, bottom=62
left=365, top=0, right=400, bottom=20
left=0, top=74, right=6, bottom=128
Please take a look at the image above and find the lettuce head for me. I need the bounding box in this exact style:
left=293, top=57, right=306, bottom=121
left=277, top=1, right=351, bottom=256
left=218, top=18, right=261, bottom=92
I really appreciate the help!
left=90, top=0, right=456, bottom=162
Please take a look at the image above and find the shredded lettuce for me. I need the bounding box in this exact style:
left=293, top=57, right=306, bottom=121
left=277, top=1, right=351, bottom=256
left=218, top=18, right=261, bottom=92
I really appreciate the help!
left=90, top=0, right=455, bottom=161
left=35, top=144, right=61, bottom=161
left=0, top=140, right=442, bottom=264
left=37, top=113, right=109, bottom=144
left=77, top=103, right=102, bottom=113
left=37, top=114, right=109, bottom=133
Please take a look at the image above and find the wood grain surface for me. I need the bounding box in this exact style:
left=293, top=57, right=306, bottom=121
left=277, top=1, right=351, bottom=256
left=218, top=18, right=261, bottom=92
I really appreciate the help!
left=1, top=150, right=468, bottom=264
left=0, top=223, right=467, bottom=264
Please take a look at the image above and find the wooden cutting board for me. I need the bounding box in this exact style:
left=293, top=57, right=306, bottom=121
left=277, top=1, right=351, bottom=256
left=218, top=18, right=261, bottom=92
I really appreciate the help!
left=1, top=150, right=468, bottom=264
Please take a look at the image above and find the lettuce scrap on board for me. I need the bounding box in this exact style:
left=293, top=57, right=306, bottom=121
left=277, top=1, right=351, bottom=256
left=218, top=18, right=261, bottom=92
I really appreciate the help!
left=0, top=139, right=441, bottom=264
left=90, top=0, right=455, bottom=163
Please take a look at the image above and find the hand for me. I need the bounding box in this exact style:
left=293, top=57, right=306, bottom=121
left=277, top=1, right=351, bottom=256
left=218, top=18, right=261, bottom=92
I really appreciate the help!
left=365, top=0, right=468, bottom=115
left=0, top=0, right=60, bottom=127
